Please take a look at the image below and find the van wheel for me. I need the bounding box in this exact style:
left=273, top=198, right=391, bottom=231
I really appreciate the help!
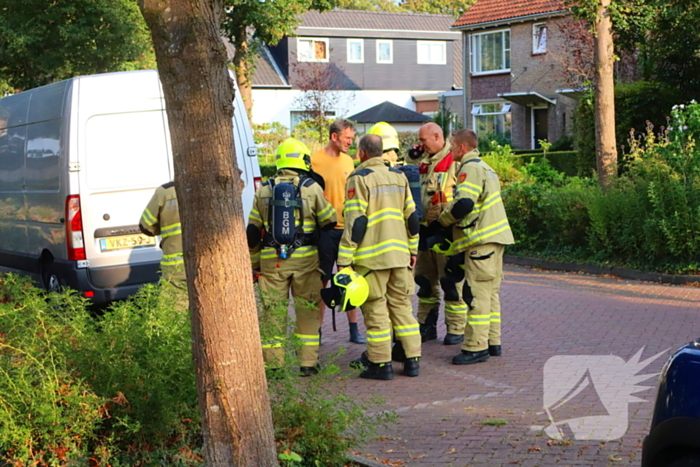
left=42, top=265, right=62, bottom=293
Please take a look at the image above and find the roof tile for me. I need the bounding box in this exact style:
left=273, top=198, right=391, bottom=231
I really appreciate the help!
left=300, top=9, right=456, bottom=32
left=348, top=101, right=431, bottom=124
left=453, top=0, right=566, bottom=28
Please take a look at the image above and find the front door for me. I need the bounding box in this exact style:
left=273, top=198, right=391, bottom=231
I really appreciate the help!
left=533, top=107, right=548, bottom=149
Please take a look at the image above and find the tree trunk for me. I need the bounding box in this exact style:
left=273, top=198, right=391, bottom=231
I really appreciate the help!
left=593, top=0, right=617, bottom=189
left=137, top=1, right=278, bottom=466
left=233, top=26, right=254, bottom=120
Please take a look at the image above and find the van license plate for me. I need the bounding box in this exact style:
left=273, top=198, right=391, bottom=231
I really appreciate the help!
left=100, top=234, right=156, bottom=251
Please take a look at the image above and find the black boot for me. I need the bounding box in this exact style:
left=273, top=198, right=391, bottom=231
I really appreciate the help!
left=452, top=349, right=490, bottom=365
left=420, top=308, right=438, bottom=342
left=488, top=344, right=502, bottom=357
left=360, top=361, right=394, bottom=381
left=392, top=340, right=407, bottom=362
left=299, top=365, right=319, bottom=377
left=443, top=333, right=464, bottom=345
left=402, top=357, right=420, bottom=377
left=350, top=351, right=371, bottom=370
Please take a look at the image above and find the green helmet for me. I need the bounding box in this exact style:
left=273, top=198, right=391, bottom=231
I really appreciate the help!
left=275, top=138, right=311, bottom=171
left=367, top=122, right=399, bottom=152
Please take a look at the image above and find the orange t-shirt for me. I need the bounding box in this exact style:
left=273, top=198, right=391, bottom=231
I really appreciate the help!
left=311, top=148, right=355, bottom=229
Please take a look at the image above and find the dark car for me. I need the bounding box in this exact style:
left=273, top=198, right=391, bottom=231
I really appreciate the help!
left=643, top=339, right=700, bottom=467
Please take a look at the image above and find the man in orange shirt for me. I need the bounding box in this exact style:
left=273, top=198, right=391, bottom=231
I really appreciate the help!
left=312, top=119, right=366, bottom=344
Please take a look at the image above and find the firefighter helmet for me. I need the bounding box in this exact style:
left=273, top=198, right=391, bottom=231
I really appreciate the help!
left=367, top=122, right=399, bottom=152
left=275, top=138, right=312, bottom=171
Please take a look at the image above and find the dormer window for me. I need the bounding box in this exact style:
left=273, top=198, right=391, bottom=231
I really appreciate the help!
left=376, top=40, right=393, bottom=64
left=297, top=38, right=329, bottom=62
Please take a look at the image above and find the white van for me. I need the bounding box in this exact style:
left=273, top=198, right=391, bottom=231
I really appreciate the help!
left=0, top=70, right=261, bottom=302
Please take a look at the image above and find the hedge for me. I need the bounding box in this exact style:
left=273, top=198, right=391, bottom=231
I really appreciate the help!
left=260, top=152, right=578, bottom=180
left=573, top=81, right=685, bottom=176
left=512, top=151, right=578, bottom=177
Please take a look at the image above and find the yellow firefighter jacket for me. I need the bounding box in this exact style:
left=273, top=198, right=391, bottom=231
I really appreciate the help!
left=338, top=157, right=418, bottom=270
left=140, top=182, right=185, bottom=283
left=419, top=142, right=457, bottom=224
left=439, top=150, right=514, bottom=252
left=248, top=169, right=336, bottom=271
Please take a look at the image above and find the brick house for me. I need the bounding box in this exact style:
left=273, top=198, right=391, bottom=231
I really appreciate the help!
left=452, top=0, right=579, bottom=149
left=248, top=9, right=462, bottom=130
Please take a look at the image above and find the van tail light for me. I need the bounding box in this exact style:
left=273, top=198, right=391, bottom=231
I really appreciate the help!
left=253, top=176, right=262, bottom=192
left=66, top=195, right=86, bottom=261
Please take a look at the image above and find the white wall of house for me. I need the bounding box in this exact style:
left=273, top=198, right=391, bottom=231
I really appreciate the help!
left=251, top=89, right=438, bottom=129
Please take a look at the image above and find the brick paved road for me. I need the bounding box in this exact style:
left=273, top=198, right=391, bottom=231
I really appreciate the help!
left=320, top=265, right=700, bottom=467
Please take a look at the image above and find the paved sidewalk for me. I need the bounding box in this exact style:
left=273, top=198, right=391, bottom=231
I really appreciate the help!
left=321, top=265, right=700, bottom=467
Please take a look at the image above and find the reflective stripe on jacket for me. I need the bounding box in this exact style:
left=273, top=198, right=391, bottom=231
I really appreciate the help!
left=247, top=169, right=336, bottom=270
left=338, top=157, right=418, bottom=270
left=439, top=150, right=514, bottom=252
left=418, top=142, right=457, bottom=224
left=139, top=182, right=185, bottom=282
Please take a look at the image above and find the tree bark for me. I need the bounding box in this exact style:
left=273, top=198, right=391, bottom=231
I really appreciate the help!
left=593, top=0, right=618, bottom=189
left=137, top=1, right=278, bottom=466
left=233, top=26, right=254, bottom=120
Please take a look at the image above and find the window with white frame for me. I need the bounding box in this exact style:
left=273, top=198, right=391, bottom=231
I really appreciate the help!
left=347, top=39, right=364, bottom=63
left=470, top=29, right=510, bottom=74
left=533, top=23, right=547, bottom=54
left=376, top=40, right=393, bottom=64
left=297, top=38, right=329, bottom=62
left=290, top=110, right=336, bottom=131
left=471, top=102, right=511, bottom=139
left=417, top=41, right=446, bottom=65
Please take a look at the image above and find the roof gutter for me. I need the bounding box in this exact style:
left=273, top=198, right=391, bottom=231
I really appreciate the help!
left=451, top=10, right=568, bottom=31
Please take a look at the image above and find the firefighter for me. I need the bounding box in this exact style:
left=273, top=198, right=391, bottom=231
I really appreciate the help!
left=367, top=121, right=400, bottom=166
left=339, top=134, right=421, bottom=380
left=414, top=122, right=468, bottom=345
left=437, top=129, right=514, bottom=365
left=247, top=138, right=337, bottom=376
left=140, top=182, right=185, bottom=287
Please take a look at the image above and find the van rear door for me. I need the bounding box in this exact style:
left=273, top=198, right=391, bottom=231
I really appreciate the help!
left=76, top=71, right=168, bottom=287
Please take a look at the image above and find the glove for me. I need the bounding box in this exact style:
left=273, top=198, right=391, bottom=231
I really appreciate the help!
left=444, top=253, right=466, bottom=283
left=426, top=221, right=453, bottom=255
left=424, top=220, right=446, bottom=239
left=407, top=145, right=424, bottom=161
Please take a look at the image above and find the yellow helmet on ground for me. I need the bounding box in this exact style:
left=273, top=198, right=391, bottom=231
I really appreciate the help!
left=367, top=122, right=399, bottom=152
left=275, top=138, right=311, bottom=171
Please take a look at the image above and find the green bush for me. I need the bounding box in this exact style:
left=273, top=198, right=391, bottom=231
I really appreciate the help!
left=260, top=163, right=277, bottom=180
left=398, top=131, right=419, bottom=161
left=480, top=142, right=526, bottom=187
left=0, top=278, right=103, bottom=465
left=507, top=101, right=700, bottom=274
left=255, top=122, right=289, bottom=165
left=514, top=151, right=578, bottom=177
left=477, top=132, right=510, bottom=153
left=573, top=81, right=685, bottom=177
left=573, top=94, right=597, bottom=177
left=550, top=135, right=574, bottom=151
left=0, top=276, right=395, bottom=466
